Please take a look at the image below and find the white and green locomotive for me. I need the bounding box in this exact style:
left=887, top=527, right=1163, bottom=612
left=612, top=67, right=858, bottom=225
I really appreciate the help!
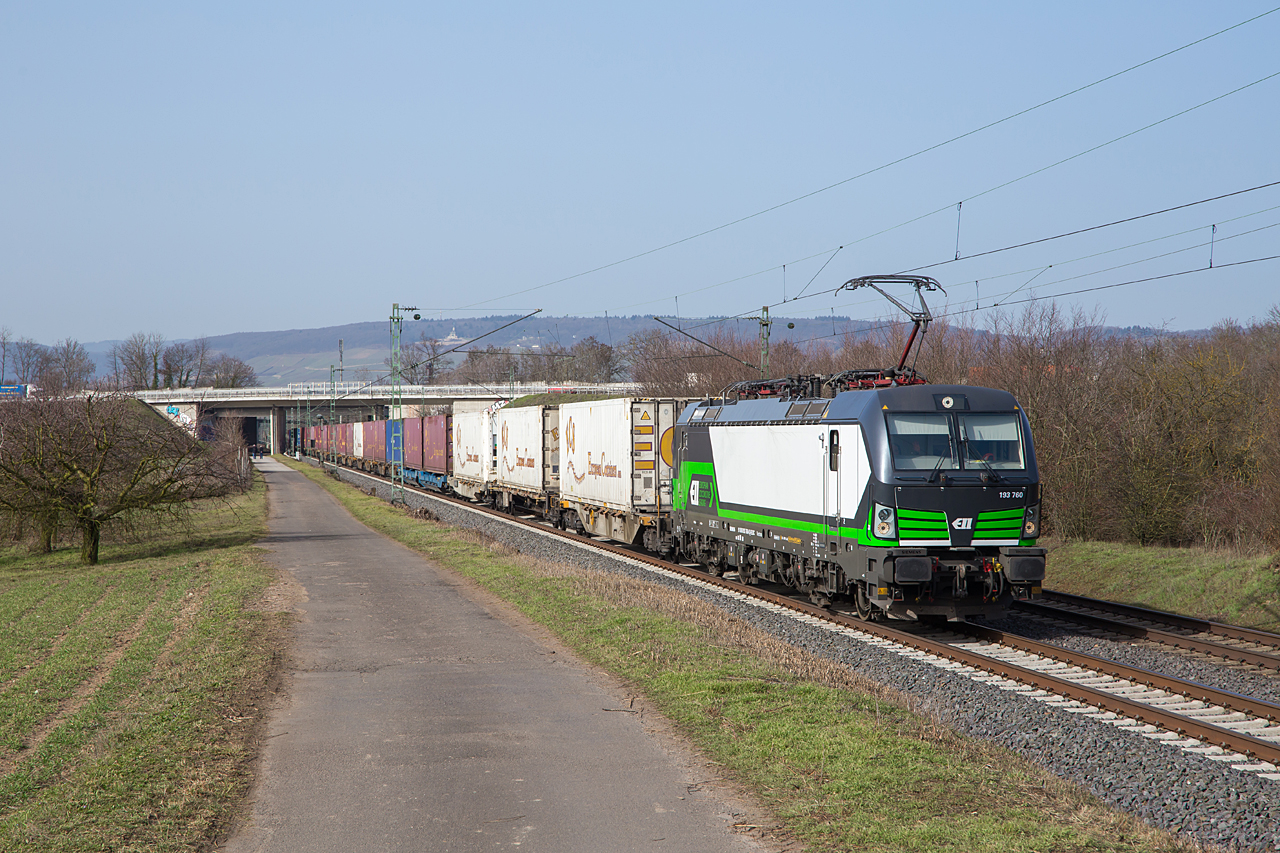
left=670, top=382, right=1046, bottom=621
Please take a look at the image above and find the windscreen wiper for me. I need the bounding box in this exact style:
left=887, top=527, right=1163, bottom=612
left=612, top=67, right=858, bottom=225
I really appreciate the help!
left=960, top=426, right=1000, bottom=483
left=928, top=440, right=954, bottom=484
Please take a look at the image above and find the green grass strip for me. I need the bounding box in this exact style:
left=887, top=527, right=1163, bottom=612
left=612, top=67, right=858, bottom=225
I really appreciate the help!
left=0, top=476, right=281, bottom=853
left=0, top=575, right=163, bottom=755
left=1046, top=538, right=1280, bottom=633
left=0, top=576, right=108, bottom=683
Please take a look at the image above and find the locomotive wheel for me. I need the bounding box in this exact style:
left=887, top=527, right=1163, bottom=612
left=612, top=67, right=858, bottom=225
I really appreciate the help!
left=853, top=583, right=875, bottom=621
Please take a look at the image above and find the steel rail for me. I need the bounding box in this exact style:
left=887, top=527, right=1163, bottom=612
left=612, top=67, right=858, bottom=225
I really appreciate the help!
left=308, top=457, right=1280, bottom=764
left=1041, top=590, right=1280, bottom=649
left=1014, top=600, right=1280, bottom=671
left=956, top=622, right=1280, bottom=721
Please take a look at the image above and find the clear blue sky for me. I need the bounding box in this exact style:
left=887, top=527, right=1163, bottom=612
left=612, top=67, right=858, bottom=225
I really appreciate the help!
left=3, top=3, right=1278, bottom=346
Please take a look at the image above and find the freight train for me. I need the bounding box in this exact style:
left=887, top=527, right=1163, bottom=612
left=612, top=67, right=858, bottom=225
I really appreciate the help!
left=299, top=275, right=1046, bottom=621
left=299, top=384, right=1045, bottom=621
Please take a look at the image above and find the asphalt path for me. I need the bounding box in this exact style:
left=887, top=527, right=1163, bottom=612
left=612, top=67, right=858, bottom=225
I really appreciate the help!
left=220, top=458, right=776, bottom=853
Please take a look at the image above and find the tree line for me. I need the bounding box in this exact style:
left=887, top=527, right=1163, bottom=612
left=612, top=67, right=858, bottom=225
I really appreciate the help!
left=8, top=304, right=1274, bottom=557
left=0, top=331, right=260, bottom=564
left=0, top=329, right=259, bottom=394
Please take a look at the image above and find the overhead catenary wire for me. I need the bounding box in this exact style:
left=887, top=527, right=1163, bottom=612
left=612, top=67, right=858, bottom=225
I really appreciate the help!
left=630, top=179, right=1280, bottom=332
left=902, top=180, right=1280, bottom=274
left=657, top=207, right=1276, bottom=337
left=922, top=200, right=1280, bottom=288
left=447, top=9, right=1280, bottom=314
left=653, top=253, right=1280, bottom=363
left=644, top=204, right=1280, bottom=346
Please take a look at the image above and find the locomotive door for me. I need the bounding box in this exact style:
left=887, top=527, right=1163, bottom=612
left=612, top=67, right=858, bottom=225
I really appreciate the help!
left=823, top=429, right=841, bottom=555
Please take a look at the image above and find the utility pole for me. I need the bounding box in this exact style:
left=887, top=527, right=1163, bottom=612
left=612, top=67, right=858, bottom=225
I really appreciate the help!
left=390, top=302, right=419, bottom=504
left=329, top=364, right=337, bottom=463
left=744, top=306, right=772, bottom=379
left=305, top=385, right=312, bottom=459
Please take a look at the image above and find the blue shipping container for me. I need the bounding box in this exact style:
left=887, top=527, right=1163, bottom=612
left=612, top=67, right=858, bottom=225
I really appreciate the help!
left=385, top=420, right=403, bottom=465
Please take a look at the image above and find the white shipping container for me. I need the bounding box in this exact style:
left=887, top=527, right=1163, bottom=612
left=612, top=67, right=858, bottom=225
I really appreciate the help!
left=559, top=398, right=684, bottom=512
left=353, top=421, right=365, bottom=459
left=452, top=409, right=495, bottom=487
left=494, top=405, right=559, bottom=494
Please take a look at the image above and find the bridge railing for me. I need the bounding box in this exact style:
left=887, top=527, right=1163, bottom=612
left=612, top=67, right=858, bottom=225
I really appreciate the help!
left=130, top=382, right=642, bottom=404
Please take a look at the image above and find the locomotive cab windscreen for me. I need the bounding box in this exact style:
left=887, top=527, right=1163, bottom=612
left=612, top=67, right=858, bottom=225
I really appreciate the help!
left=887, top=411, right=1026, bottom=473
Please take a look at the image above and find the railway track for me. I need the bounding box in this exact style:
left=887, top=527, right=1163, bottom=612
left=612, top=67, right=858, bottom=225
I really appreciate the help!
left=1013, top=591, right=1280, bottom=671
left=316, top=458, right=1280, bottom=776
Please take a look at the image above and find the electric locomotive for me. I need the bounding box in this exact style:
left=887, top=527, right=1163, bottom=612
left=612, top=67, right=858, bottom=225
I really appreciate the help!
left=669, top=383, right=1045, bottom=620
left=668, top=274, right=1045, bottom=621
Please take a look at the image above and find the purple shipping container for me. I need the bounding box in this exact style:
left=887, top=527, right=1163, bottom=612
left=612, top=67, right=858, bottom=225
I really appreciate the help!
left=367, top=420, right=386, bottom=462
left=423, top=414, right=452, bottom=475
left=403, top=417, right=424, bottom=471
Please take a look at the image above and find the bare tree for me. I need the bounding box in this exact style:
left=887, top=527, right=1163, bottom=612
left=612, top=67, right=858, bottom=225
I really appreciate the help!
left=452, top=345, right=519, bottom=387
left=627, top=325, right=763, bottom=397
left=13, top=338, right=49, bottom=385
left=519, top=342, right=571, bottom=383
left=392, top=334, right=447, bottom=384
left=161, top=338, right=212, bottom=388
left=188, top=337, right=213, bottom=386
left=110, top=332, right=166, bottom=390
left=0, top=326, right=11, bottom=384
left=568, top=336, right=624, bottom=383
left=208, top=353, right=259, bottom=388
left=0, top=395, right=249, bottom=564
left=39, top=338, right=97, bottom=395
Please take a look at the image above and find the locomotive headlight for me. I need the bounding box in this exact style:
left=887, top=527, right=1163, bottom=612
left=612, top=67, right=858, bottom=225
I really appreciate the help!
left=1023, top=504, right=1040, bottom=538
left=874, top=503, right=896, bottom=539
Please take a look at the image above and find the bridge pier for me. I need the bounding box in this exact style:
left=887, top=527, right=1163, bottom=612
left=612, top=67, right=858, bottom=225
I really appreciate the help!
left=270, top=406, right=287, bottom=455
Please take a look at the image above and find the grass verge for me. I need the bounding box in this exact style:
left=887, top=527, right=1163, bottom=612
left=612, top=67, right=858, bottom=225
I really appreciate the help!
left=285, top=457, right=1194, bottom=852
left=1044, top=538, right=1280, bottom=633
left=0, top=475, right=282, bottom=853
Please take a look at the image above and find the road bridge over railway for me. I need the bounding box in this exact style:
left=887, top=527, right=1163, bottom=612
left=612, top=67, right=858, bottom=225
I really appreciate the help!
left=133, top=382, right=640, bottom=453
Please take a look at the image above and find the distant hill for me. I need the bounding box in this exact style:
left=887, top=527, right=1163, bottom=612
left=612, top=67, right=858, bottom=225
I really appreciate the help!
left=191, top=314, right=862, bottom=385
left=71, top=315, right=1211, bottom=385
